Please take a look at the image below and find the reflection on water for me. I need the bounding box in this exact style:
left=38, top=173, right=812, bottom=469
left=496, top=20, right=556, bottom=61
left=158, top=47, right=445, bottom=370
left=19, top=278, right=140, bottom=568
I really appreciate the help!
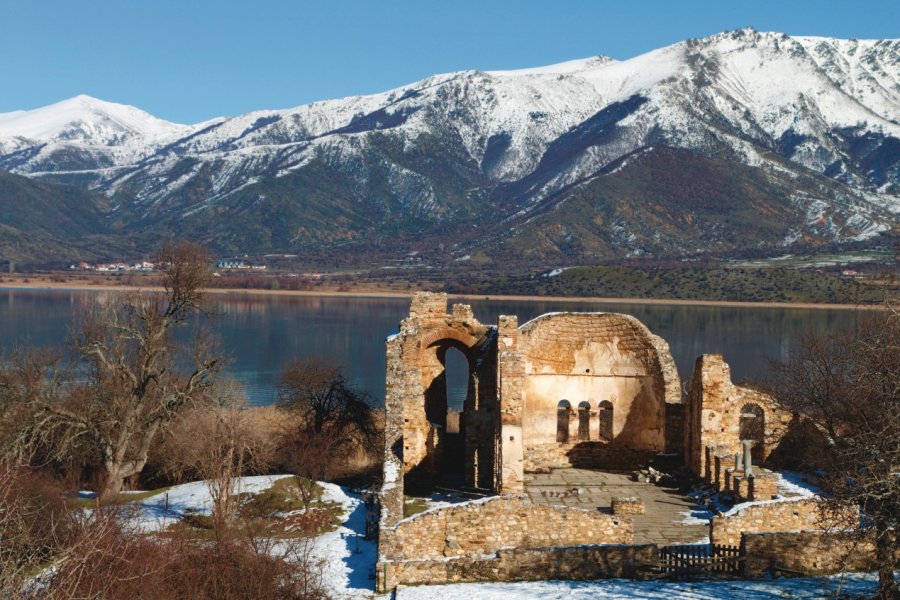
left=0, top=289, right=860, bottom=406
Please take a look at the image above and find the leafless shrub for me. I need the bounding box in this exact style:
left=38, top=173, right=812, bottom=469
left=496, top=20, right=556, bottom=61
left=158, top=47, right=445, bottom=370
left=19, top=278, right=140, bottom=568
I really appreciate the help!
left=44, top=511, right=325, bottom=600
left=277, top=358, right=380, bottom=486
left=0, top=467, right=75, bottom=593
left=160, top=382, right=274, bottom=532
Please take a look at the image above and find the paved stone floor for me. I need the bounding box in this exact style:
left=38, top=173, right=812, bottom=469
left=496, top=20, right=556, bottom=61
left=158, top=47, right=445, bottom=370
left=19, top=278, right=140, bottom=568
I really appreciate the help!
left=524, top=468, right=709, bottom=545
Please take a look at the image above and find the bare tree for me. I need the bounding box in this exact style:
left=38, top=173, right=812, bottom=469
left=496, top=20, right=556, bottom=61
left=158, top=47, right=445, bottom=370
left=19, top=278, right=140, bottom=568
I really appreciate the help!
left=10, top=241, right=219, bottom=501
left=278, top=358, right=378, bottom=486
left=769, top=305, right=900, bottom=599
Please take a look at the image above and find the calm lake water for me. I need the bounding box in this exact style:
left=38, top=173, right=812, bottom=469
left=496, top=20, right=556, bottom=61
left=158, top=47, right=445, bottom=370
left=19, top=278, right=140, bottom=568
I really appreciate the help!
left=0, top=289, right=860, bottom=407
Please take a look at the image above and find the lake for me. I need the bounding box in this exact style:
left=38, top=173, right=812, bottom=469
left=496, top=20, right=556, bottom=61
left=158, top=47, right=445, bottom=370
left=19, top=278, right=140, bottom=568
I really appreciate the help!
left=0, top=289, right=860, bottom=407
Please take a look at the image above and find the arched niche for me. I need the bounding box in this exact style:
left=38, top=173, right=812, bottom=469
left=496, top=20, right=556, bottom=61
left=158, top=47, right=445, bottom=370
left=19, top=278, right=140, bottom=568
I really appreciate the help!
left=598, top=400, right=614, bottom=442
left=557, top=400, right=572, bottom=443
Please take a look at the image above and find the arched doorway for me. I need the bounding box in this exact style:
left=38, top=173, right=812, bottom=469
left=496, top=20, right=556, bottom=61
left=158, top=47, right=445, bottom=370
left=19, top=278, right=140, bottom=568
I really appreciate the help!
left=577, top=401, right=591, bottom=441
left=739, top=403, right=765, bottom=462
left=598, top=400, right=613, bottom=442
left=444, top=347, right=469, bottom=424
left=557, top=400, right=572, bottom=443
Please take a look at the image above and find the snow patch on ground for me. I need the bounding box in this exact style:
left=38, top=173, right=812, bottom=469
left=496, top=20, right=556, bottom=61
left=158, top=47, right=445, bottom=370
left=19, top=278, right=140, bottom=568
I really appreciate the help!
left=127, top=474, right=292, bottom=532
left=312, top=482, right=376, bottom=599
left=393, top=573, right=886, bottom=599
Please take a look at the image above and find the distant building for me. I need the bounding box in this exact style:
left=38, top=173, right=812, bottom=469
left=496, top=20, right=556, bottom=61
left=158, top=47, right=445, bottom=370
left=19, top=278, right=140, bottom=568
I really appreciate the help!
left=217, top=259, right=245, bottom=269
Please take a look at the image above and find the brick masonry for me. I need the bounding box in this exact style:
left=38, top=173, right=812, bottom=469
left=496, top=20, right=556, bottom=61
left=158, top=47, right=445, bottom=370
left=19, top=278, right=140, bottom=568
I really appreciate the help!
left=684, top=354, right=792, bottom=479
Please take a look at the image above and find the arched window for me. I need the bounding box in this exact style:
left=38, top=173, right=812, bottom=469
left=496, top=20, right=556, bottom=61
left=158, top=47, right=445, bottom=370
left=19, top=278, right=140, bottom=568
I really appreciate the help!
left=557, top=400, right=572, bottom=443
left=443, top=347, right=469, bottom=416
left=739, top=403, right=765, bottom=461
left=598, top=400, right=613, bottom=442
left=577, top=401, right=591, bottom=441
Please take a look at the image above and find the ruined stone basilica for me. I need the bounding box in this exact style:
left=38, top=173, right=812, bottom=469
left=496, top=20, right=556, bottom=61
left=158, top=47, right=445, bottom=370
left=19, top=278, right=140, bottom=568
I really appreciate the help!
left=376, top=292, right=834, bottom=591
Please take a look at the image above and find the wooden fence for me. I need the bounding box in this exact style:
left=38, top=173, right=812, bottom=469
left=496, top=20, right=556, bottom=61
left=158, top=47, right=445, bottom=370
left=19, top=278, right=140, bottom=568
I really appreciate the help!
left=658, top=544, right=742, bottom=577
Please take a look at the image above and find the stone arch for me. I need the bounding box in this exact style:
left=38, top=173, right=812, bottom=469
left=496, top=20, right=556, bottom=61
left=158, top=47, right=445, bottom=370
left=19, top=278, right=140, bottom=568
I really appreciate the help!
left=740, top=402, right=765, bottom=462
left=420, top=327, right=478, bottom=350
left=577, top=401, right=591, bottom=441
left=556, top=400, right=572, bottom=443
left=598, top=400, right=614, bottom=442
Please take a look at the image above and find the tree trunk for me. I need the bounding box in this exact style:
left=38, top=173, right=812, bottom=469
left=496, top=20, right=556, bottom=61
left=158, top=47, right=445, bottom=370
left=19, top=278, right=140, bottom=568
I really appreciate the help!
left=98, top=465, right=125, bottom=503
left=876, top=529, right=898, bottom=600
left=99, top=458, right=147, bottom=503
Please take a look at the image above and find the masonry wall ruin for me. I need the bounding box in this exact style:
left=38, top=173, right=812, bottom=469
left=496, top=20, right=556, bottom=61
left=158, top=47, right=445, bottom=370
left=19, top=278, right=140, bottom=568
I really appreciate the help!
left=516, top=313, right=682, bottom=473
left=709, top=498, right=858, bottom=547
left=382, top=294, right=684, bottom=527
left=742, top=530, right=883, bottom=577
left=379, top=293, right=848, bottom=592
left=377, top=544, right=657, bottom=590
left=683, top=354, right=792, bottom=480
left=382, top=293, right=499, bottom=528
left=380, top=495, right=632, bottom=561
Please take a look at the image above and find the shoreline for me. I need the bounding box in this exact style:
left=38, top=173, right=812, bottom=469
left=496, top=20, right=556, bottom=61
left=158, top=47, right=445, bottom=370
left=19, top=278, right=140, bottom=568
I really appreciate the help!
left=0, top=280, right=883, bottom=311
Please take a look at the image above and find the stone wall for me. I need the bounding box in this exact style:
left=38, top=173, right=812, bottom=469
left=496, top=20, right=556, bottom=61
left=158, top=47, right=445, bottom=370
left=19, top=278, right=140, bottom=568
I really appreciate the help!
left=377, top=544, right=658, bottom=592
left=515, top=313, right=681, bottom=454
left=380, top=495, right=633, bottom=562
left=382, top=292, right=500, bottom=527
left=524, top=441, right=655, bottom=473
left=684, top=354, right=792, bottom=478
left=742, top=530, right=881, bottom=577
left=710, top=498, right=857, bottom=547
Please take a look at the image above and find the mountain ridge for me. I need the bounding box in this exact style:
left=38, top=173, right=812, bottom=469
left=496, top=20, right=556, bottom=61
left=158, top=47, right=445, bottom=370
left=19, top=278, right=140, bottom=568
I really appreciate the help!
left=0, top=27, right=898, bottom=266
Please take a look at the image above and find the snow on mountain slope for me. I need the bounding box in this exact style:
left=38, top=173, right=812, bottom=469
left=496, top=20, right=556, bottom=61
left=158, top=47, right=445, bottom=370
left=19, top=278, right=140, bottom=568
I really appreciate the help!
left=0, top=94, right=190, bottom=146
left=0, top=28, right=897, bottom=260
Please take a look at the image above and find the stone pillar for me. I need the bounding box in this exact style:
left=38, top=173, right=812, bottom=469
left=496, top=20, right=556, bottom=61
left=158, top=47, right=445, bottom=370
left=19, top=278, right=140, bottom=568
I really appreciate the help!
left=381, top=334, right=407, bottom=529
left=704, top=445, right=717, bottom=483
left=743, top=440, right=753, bottom=477
left=497, top=315, right=524, bottom=494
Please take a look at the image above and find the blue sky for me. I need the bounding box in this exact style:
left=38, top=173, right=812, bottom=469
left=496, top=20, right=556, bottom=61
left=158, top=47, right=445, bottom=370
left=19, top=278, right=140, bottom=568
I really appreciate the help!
left=2, top=0, right=898, bottom=123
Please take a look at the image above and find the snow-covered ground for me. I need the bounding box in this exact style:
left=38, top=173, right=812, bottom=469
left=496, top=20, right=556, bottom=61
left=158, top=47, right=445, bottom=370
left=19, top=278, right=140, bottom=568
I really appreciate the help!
left=122, top=474, right=293, bottom=532
left=680, top=470, right=820, bottom=525
left=392, top=574, right=885, bottom=599
left=314, top=482, right=377, bottom=599
left=107, top=475, right=376, bottom=599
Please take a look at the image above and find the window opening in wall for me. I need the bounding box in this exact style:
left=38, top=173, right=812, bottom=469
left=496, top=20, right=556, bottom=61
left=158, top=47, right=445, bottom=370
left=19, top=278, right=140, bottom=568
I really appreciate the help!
left=739, top=403, right=765, bottom=462
left=598, top=400, right=613, bottom=442
left=556, top=400, right=572, bottom=443
left=577, top=401, right=591, bottom=441
left=444, top=347, right=469, bottom=414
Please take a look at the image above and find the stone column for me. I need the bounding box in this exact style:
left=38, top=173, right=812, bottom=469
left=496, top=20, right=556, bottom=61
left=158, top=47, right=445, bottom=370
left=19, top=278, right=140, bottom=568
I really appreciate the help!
left=497, top=315, right=524, bottom=494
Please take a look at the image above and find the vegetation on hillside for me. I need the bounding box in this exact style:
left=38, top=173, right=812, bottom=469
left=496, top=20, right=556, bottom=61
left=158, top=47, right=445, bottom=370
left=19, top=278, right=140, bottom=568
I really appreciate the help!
left=446, top=264, right=897, bottom=304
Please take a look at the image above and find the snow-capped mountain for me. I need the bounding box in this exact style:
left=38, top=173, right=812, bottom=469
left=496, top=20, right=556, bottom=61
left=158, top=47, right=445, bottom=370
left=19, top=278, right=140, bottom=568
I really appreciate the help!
left=0, top=28, right=897, bottom=264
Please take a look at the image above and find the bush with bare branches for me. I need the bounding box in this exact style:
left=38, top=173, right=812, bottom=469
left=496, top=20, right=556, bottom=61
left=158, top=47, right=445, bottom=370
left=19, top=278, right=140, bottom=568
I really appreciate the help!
left=159, top=383, right=275, bottom=531
left=0, top=467, right=76, bottom=593
left=43, top=510, right=325, bottom=600
left=277, top=358, right=380, bottom=486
